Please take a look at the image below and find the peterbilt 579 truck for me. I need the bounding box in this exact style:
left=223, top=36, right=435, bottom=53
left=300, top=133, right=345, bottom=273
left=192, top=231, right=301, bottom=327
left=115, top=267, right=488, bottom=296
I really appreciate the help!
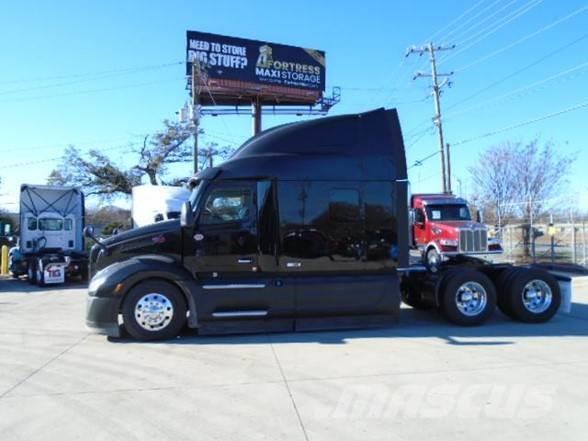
left=85, top=109, right=561, bottom=341
left=411, top=193, right=503, bottom=269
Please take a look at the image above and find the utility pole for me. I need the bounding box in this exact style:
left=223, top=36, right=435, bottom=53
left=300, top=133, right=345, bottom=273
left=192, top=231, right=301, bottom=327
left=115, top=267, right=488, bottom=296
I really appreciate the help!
left=191, top=61, right=202, bottom=174
left=406, top=42, right=455, bottom=193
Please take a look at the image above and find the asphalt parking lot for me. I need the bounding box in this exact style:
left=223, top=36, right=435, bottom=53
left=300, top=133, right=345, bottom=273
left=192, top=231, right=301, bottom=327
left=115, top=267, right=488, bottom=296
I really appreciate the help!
left=1, top=277, right=588, bottom=441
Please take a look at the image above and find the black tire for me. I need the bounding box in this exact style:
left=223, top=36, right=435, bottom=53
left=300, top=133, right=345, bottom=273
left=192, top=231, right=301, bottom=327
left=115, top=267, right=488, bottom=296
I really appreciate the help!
left=122, top=280, right=187, bottom=341
left=36, top=259, right=46, bottom=287
left=495, top=268, right=522, bottom=318
left=440, top=269, right=496, bottom=326
left=506, top=269, right=561, bottom=323
left=401, top=286, right=433, bottom=310
left=27, top=261, right=37, bottom=284
left=79, top=264, right=89, bottom=283
left=425, top=247, right=441, bottom=272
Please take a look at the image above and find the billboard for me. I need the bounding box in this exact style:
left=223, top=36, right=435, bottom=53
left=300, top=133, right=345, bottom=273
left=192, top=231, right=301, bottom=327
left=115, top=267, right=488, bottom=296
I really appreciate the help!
left=186, top=31, right=326, bottom=101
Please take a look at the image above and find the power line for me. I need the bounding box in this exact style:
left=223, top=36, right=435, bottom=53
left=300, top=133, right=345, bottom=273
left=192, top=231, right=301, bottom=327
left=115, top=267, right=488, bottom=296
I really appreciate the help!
left=445, top=60, right=588, bottom=120
left=452, top=99, right=588, bottom=146
left=0, top=61, right=183, bottom=86
left=442, top=0, right=520, bottom=48
left=0, top=77, right=183, bottom=104
left=408, top=98, right=588, bottom=168
left=422, top=0, right=487, bottom=45
left=454, top=4, right=588, bottom=72
left=434, top=0, right=506, bottom=45
left=0, top=143, right=139, bottom=170
left=377, top=1, right=487, bottom=107
left=405, top=126, right=435, bottom=151
left=445, top=31, right=588, bottom=112
left=439, top=0, right=544, bottom=66
left=0, top=61, right=183, bottom=97
left=0, top=135, right=143, bottom=154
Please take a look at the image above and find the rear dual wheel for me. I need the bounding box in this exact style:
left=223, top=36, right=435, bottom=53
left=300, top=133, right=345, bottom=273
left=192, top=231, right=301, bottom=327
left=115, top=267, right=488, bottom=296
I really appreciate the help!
left=504, top=269, right=560, bottom=323
left=440, top=269, right=496, bottom=326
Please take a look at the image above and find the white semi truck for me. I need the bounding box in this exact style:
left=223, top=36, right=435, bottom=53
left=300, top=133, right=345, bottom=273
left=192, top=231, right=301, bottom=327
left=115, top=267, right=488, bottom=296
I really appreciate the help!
left=131, top=185, right=191, bottom=228
left=16, top=184, right=88, bottom=285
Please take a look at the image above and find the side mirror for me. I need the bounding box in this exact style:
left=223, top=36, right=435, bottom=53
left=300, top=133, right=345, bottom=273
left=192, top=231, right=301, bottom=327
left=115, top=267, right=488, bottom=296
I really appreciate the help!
left=84, top=225, right=107, bottom=250
left=409, top=209, right=416, bottom=225
left=180, top=201, right=194, bottom=228
left=84, top=225, right=95, bottom=238
left=4, top=224, right=11, bottom=235
left=476, top=209, right=484, bottom=224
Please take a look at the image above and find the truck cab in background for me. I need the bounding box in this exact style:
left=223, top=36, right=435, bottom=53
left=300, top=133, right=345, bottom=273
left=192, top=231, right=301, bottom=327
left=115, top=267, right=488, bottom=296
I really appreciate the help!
left=131, top=185, right=191, bottom=228
left=410, top=193, right=502, bottom=269
left=17, top=185, right=88, bottom=285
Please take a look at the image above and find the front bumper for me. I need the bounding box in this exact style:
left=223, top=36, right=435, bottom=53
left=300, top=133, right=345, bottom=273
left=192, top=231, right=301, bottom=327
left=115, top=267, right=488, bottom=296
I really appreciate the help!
left=86, top=296, right=121, bottom=338
left=442, top=250, right=504, bottom=256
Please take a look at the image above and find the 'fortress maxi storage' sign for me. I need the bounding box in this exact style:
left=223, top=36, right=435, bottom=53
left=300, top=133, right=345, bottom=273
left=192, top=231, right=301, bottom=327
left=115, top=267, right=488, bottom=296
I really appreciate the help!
left=186, top=30, right=326, bottom=92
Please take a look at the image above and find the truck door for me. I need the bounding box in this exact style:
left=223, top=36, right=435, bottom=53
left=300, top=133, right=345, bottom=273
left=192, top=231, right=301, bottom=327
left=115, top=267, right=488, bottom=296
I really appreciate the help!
left=413, top=207, right=427, bottom=248
left=188, top=180, right=294, bottom=324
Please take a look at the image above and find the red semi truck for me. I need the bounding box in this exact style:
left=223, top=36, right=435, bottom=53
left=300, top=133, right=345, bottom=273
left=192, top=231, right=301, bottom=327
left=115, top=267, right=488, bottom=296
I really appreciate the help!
left=411, top=193, right=503, bottom=269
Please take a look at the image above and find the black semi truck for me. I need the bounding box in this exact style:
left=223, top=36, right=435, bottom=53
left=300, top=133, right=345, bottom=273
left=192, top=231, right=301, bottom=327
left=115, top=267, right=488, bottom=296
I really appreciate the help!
left=85, top=109, right=560, bottom=341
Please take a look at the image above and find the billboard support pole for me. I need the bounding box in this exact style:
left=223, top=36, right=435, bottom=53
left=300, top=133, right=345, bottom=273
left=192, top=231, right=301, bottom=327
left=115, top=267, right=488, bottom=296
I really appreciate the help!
left=252, top=96, right=262, bottom=135
left=191, top=62, right=200, bottom=174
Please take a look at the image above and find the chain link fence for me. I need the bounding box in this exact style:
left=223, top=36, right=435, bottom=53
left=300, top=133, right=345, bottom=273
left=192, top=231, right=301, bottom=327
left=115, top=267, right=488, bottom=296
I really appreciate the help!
left=490, top=219, right=588, bottom=266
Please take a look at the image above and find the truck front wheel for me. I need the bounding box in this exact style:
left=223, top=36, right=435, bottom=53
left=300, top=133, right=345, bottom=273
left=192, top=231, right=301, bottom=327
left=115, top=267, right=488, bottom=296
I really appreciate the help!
left=27, top=260, right=37, bottom=284
left=122, top=280, right=187, bottom=341
left=36, top=258, right=46, bottom=287
left=440, top=270, right=496, bottom=326
left=506, top=269, right=561, bottom=323
left=425, top=247, right=441, bottom=272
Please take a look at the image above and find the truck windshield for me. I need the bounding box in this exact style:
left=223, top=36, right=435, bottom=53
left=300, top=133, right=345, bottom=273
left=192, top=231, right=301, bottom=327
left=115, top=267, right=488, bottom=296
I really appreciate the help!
left=426, top=204, right=471, bottom=221
left=39, top=218, right=64, bottom=231
left=188, top=181, right=204, bottom=212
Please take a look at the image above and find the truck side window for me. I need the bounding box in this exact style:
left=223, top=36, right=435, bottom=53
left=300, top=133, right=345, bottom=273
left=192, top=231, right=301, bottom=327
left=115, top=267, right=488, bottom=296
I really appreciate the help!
left=415, top=209, right=425, bottom=224
left=329, top=189, right=360, bottom=223
left=27, top=218, right=37, bottom=231
left=64, top=219, right=73, bottom=231
left=200, top=188, right=252, bottom=225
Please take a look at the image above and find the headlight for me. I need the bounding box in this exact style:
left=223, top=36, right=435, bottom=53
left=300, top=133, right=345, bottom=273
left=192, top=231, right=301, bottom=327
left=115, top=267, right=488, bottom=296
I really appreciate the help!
left=439, top=239, right=458, bottom=247
left=88, top=275, right=107, bottom=293
left=432, top=227, right=443, bottom=235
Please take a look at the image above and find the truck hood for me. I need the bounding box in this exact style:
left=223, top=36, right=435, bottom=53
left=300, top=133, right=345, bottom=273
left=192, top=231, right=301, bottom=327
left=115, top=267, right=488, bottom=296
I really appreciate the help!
left=432, top=220, right=485, bottom=230
left=102, top=219, right=180, bottom=246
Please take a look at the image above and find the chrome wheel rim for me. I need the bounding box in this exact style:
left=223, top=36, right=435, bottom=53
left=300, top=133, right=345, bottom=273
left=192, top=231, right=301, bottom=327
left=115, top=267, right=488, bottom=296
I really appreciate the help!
left=522, top=279, right=552, bottom=314
left=134, top=293, right=174, bottom=331
left=455, top=282, right=487, bottom=316
left=427, top=250, right=440, bottom=272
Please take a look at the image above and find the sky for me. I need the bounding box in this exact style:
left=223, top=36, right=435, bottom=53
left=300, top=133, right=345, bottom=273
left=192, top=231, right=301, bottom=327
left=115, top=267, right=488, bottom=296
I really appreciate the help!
left=0, top=0, right=587, bottom=213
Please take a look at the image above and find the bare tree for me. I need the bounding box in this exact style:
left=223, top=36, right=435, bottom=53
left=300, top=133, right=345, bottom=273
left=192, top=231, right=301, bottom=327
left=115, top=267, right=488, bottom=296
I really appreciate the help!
left=48, top=146, right=142, bottom=198
left=469, top=140, right=575, bottom=223
left=133, top=120, right=194, bottom=185
left=470, top=139, right=575, bottom=257
left=468, top=143, right=518, bottom=226
left=198, top=142, right=235, bottom=170
left=48, top=121, right=233, bottom=199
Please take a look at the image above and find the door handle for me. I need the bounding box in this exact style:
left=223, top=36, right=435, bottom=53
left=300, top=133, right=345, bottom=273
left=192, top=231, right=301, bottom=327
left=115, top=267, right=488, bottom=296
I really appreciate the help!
left=238, top=258, right=253, bottom=264
left=286, top=261, right=302, bottom=268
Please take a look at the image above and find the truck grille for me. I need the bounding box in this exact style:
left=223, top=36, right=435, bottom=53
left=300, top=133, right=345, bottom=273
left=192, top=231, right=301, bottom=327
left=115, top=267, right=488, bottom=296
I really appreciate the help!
left=459, top=229, right=488, bottom=253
